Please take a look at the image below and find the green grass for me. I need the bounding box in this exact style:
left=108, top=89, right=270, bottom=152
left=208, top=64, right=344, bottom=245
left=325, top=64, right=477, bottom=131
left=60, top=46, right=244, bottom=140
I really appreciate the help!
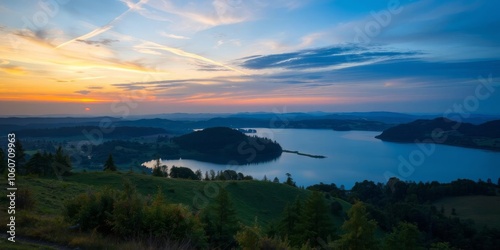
left=0, top=172, right=354, bottom=249
left=0, top=238, right=55, bottom=250
left=433, top=195, right=500, bottom=230
left=1, top=172, right=325, bottom=226
left=64, top=171, right=317, bottom=226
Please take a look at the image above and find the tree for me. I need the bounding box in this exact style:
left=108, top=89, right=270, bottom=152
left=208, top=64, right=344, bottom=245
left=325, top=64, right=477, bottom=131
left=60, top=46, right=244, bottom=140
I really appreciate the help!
left=384, top=222, right=422, bottom=250
left=204, top=187, right=238, bottom=248
left=236, top=218, right=262, bottom=250
left=299, top=191, right=334, bottom=246
left=205, top=171, right=210, bottom=181
left=222, top=170, right=238, bottom=180
left=53, top=146, right=72, bottom=176
left=284, top=173, right=296, bottom=187
left=170, top=166, right=198, bottom=179
left=273, top=177, right=280, bottom=183
left=337, top=201, right=378, bottom=249
left=210, top=169, right=216, bottom=180
left=236, top=218, right=291, bottom=250
left=195, top=169, right=203, bottom=180
left=263, top=175, right=268, bottom=182
left=103, top=154, right=117, bottom=171
left=25, top=152, right=44, bottom=175
left=152, top=166, right=162, bottom=177
left=151, top=158, right=168, bottom=177
left=25, top=152, right=54, bottom=176
left=14, top=139, right=26, bottom=175
left=237, top=172, right=244, bottom=180
left=161, top=164, right=168, bottom=177
left=330, top=200, right=343, bottom=216
left=112, top=180, right=143, bottom=238
left=278, top=198, right=302, bottom=245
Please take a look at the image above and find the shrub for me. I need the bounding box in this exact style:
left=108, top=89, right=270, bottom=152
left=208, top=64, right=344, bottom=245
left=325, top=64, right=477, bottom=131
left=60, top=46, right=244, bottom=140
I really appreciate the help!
left=17, top=188, right=36, bottom=210
left=65, top=182, right=207, bottom=248
left=64, top=189, right=115, bottom=235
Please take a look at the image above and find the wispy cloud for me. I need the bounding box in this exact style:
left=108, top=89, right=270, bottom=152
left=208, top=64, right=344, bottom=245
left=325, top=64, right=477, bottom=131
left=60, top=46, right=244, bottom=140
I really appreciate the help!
left=195, top=62, right=231, bottom=72
left=238, top=45, right=421, bottom=70
left=135, top=41, right=248, bottom=75
left=75, top=90, right=91, bottom=95
left=0, top=65, right=27, bottom=75
left=159, top=31, right=190, bottom=40
left=56, top=0, right=149, bottom=48
left=2, top=29, right=159, bottom=73
left=76, top=38, right=119, bottom=46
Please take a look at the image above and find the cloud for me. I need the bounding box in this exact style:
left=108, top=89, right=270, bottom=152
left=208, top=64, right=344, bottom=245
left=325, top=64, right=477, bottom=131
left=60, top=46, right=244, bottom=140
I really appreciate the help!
left=77, top=38, right=119, bottom=46
left=56, top=0, right=149, bottom=48
left=321, top=1, right=500, bottom=60
left=238, top=45, right=421, bottom=70
left=2, top=29, right=160, bottom=73
left=135, top=41, right=248, bottom=74
left=75, top=90, right=91, bottom=95
left=159, top=31, right=190, bottom=40
left=147, top=0, right=250, bottom=28
left=195, top=62, right=231, bottom=72
left=0, top=65, right=27, bottom=75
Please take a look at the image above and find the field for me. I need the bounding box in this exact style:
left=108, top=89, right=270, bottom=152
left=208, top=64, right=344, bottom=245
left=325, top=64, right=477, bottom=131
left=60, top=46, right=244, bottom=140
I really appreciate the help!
left=433, top=195, right=500, bottom=230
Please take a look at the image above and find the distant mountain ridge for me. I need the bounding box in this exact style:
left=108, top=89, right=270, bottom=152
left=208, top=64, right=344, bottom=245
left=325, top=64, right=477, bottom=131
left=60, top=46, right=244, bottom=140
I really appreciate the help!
left=2, top=112, right=499, bottom=136
left=376, top=118, right=500, bottom=151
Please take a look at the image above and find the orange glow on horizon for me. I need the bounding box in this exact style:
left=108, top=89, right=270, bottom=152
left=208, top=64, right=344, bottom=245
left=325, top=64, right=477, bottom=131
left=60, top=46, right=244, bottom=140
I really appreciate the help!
left=0, top=95, right=110, bottom=103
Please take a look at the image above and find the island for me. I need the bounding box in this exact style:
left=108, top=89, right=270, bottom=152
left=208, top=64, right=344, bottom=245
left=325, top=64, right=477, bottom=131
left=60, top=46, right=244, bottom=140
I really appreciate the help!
left=172, top=127, right=282, bottom=164
left=375, top=117, right=500, bottom=151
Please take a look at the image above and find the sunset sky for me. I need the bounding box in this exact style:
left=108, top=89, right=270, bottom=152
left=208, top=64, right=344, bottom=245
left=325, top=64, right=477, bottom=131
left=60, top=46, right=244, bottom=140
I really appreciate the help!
left=0, top=0, right=499, bottom=116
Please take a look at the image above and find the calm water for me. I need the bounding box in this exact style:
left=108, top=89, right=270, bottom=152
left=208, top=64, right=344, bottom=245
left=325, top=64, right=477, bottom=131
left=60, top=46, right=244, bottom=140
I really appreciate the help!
left=143, top=129, right=500, bottom=189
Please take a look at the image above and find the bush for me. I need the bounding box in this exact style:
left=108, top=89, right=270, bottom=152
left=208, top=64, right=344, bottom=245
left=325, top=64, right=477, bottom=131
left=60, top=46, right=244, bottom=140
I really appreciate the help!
left=143, top=192, right=206, bottom=247
left=65, top=183, right=207, bottom=248
left=17, top=188, right=36, bottom=210
left=64, top=189, right=115, bottom=235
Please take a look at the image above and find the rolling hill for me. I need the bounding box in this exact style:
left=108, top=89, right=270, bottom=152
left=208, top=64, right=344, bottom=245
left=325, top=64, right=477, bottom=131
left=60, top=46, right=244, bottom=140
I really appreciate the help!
left=375, top=118, right=500, bottom=151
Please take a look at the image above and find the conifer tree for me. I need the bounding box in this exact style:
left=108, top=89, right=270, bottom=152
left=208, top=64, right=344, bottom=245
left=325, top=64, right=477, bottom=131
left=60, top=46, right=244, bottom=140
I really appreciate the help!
left=299, top=191, right=334, bottom=246
left=53, top=146, right=72, bottom=176
left=384, top=222, right=422, bottom=250
left=278, top=196, right=303, bottom=245
left=285, top=173, right=296, bottom=187
left=338, top=201, right=378, bottom=249
left=14, top=139, right=26, bottom=174
left=103, top=154, right=117, bottom=171
left=205, top=187, right=238, bottom=248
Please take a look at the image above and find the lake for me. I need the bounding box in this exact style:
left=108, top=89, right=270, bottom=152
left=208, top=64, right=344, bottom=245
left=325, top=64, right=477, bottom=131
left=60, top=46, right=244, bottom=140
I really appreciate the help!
left=143, top=128, right=500, bottom=189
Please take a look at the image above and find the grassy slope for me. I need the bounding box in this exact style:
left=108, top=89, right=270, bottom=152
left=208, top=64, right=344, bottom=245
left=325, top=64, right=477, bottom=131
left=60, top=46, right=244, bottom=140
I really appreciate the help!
left=0, top=172, right=353, bottom=248
left=0, top=238, right=55, bottom=250
left=2, top=172, right=351, bottom=226
left=433, top=195, right=500, bottom=230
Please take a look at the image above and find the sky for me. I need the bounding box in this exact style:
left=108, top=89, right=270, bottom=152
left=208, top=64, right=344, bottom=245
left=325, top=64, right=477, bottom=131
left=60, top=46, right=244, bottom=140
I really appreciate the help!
left=0, top=0, right=499, bottom=116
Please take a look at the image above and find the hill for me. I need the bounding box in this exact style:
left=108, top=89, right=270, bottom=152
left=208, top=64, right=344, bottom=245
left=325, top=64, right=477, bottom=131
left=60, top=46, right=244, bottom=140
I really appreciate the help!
left=172, top=127, right=283, bottom=164
left=0, top=172, right=351, bottom=248
left=433, top=196, right=500, bottom=230
left=20, top=172, right=316, bottom=226
left=375, top=118, right=500, bottom=151
left=14, top=126, right=168, bottom=139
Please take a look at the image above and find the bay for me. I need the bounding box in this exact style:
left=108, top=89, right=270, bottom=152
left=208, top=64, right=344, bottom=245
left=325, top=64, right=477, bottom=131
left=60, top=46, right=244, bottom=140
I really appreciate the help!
left=143, top=128, right=500, bottom=189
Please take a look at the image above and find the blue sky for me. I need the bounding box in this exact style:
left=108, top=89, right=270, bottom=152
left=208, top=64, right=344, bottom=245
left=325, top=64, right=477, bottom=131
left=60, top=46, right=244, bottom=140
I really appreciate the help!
left=0, top=0, right=499, bottom=115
